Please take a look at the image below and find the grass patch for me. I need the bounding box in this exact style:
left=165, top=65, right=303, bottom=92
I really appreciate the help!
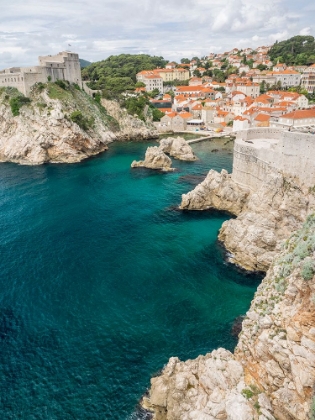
left=47, top=83, right=71, bottom=101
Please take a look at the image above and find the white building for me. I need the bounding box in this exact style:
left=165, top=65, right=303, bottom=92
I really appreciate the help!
left=301, top=64, right=315, bottom=94
left=272, top=109, right=315, bottom=128
left=272, top=70, right=301, bottom=88
left=136, top=71, right=163, bottom=93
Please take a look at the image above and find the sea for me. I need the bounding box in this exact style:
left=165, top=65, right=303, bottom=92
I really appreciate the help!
left=0, top=138, right=260, bottom=419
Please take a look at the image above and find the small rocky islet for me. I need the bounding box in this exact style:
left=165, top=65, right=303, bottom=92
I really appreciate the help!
left=131, top=136, right=198, bottom=171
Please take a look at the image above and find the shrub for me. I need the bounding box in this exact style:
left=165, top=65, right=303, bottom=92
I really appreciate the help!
left=9, top=96, right=31, bottom=116
left=70, top=110, right=94, bottom=131
left=55, top=79, right=67, bottom=90
left=301, top=259, right=315, bottom=281
left=241, top=389, right=254, bottom=399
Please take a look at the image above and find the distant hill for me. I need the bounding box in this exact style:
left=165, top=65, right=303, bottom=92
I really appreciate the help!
left=79, top=59, right=92, bottom=68
left=269, top=35, right=315, bottom=66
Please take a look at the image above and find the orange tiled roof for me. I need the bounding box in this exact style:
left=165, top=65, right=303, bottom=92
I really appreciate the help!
left=178, top=112, right=193, bottom=119
left=176, top=85, right=205, bottom=92
left=281, top=109, right=315, bottom=119
left=254, top=114, right=271, bottom=122
left=234, top=116, right=248, bottom=121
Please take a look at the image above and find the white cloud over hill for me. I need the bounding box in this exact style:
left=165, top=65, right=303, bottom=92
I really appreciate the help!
left=0, top=0, right=313, bottom=67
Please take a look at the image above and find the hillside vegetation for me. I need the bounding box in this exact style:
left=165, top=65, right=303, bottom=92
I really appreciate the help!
left=269, top=35, right=315, bottom=65
left=81, top=54, right=168, bottom=95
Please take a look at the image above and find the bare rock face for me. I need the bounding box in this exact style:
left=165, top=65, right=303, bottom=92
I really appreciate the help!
left=0, top=86, right=157, bottom=165
left=131, top=146, right=174, bottom=171
left=180, top=169, right=313, bottom=272
left=218, top=173, right=312, bottom=272
left=101, top=98, right=159, bottom=140
left=180, top=169, right=249, bottom=215
left=235, top=214, right=315, bottom=420
left=143, top=348, right=255, bottom=420
left=159, top=136, right=197, bottom=161
left=144, top=215, right=315, bottom=420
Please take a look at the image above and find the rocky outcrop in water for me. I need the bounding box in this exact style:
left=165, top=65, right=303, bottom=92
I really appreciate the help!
left=143, top=215, right=315, bottom=420
left=0, top=84, right=157, bottom=165
left=180, top=169, right=249, bottom=215
left=131, top=136, right=197, bottom=172
left=180, top=169, right=314, bottom=272
left=159, top=137, right=197, bottom=161
left=131, top=146, right=174, bottom=171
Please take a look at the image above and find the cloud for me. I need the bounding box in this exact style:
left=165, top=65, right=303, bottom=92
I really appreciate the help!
left=300, top=27, right=311, bottom=35
left=0, top=0, right=314, bottom=68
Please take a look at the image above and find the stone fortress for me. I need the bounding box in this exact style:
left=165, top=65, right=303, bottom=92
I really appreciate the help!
left=232, top=128, right=315, bottom=191
left=0, top=51, right=82, bottom=96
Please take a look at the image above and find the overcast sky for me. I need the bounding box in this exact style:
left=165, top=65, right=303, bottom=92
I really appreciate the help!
left=0, top=0, right=314, bottom=68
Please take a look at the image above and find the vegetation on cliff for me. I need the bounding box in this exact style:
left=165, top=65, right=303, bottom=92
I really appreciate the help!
left=269, top=35, right=315, bottom=65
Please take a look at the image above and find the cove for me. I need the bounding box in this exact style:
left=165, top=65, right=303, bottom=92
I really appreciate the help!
left=0, top=139, right=260, bottom=419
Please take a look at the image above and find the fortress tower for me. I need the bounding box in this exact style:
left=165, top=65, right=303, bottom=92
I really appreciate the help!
left=0, top=51, right=82, bottom=96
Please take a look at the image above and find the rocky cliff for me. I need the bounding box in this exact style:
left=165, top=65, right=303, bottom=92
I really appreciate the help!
left=143, top=215, right=315, bottom=420
left=0, top=84, right=157, bottom=165
left=180, top=169, right=314, bottom=272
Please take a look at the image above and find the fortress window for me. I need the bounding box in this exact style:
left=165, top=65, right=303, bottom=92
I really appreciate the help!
left=21, top=77, right=23, bottom=81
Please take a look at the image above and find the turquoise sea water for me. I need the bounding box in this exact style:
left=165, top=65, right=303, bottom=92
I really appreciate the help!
left=0, top=140, right=260, bottom=419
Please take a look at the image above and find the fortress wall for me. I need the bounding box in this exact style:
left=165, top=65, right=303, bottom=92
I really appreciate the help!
left=232, top=128, right=315, bottom=191
left=0, top=72, right=27, bottom=95
left=23, top=72, right=47, bottom=95
left=0, top=51, right=82, bottom=96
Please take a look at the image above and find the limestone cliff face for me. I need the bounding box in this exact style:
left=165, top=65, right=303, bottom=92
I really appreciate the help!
left=0, top=85, right=157, bottom=165
left=235, top=214, right=315, bottom=420
left=180, top=169, right=314, bottom=272
left=101, top=98, right=158, bottom=141
left=144, top=215, right=315, bottom=420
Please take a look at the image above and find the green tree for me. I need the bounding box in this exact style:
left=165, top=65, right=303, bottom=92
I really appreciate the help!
left=257, top=64, right=268, bottom=71
left=269, top=35, right=315, bottom=65
left=260, top=80, right=267, bottom=94
left=135, top=81, right=146, bottom=88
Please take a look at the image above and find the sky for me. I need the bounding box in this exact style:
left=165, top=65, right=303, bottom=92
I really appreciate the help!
left=0, top=0, right=314, bottom=68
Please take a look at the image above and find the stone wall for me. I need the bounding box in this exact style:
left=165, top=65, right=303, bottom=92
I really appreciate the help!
left=0, top=51, right=82, bottom=96
left=232, top=128, right=315, bottom=191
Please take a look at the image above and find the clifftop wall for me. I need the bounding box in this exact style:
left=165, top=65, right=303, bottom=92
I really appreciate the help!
left=233, top=128, right=315, bottom=191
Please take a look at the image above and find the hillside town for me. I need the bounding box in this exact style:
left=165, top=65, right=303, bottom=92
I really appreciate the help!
left=136, top=45, right=315, bottom=134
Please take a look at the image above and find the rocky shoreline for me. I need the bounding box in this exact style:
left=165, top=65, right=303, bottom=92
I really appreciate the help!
left=0, top=85, right=158, bottom=165
left=141, top=132, right=315, bottom=419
